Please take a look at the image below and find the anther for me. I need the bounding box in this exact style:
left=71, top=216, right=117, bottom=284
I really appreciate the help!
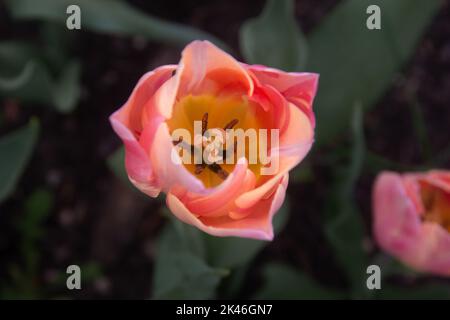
left=202, top=112, right=208, bottom=135
left=195, top=164, right=205, bottom=175
left=208, top=163, right=229, bottom=180
left=224, top=119, right=239, bottom=130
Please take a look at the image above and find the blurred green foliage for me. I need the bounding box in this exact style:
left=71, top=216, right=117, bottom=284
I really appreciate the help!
left=152, top=214, right=229, bottom=299
left=152, top=200, right=290, bottom=299
left=5, top=0, right=229, bottom=50
left=0, top=41, right=81, bottom=113
left=323, top=104, right=371, bottom=298
left=255, top=263, right=344, bottom=299
left=308, top=0, right=440, bottom=145
left=240, top=0, right=308, bottom=70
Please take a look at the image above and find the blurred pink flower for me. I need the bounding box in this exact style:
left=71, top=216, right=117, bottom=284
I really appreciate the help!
left=373, top=170, right=450, bottom=276
left=110, top=40, right=318, bottom=240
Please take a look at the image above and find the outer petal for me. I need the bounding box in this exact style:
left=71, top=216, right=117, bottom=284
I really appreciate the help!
left=373, top=172, right=422, bottom=264
left=110, top=65, right=176, bottom=197
left=246, top=64, right=319, bottom=127
left=166, top=174, right=288, bottom=240
left=154, top=40, right=254, bottom=119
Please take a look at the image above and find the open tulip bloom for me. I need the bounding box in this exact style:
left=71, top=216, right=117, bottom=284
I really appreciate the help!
left=110, top=40, right=318, bottom=240
left=373, top=171, right=450, bottom=277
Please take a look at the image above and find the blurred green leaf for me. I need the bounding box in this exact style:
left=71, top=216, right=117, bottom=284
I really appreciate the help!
left=6, top=0, right=229, bottom=50
left=152, top=218, right=228, bottom=299
left=240, top=0, right=308, bottom=70
left=324, top=104, right=370, bottom=298
left=52, top=60, right=81, bottom=113
left=377, top=283, right=450, bottom=300
left=255, top=263, right=344, bottom=299
left=204, top=197, right=290, bottom=269
left=0, top=42, right=82, bottom=113
left=308, top=0, right=440, bottom=144
left=0, top=119, right=39, bottom=204
left=0, top=61, right=36, bottom=91
left=107, top=146, right=127, bottom=183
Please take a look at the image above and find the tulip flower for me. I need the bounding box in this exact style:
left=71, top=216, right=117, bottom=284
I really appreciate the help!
left=110, top=40, right=318, bottom=240
left=373, top=170, right=450, bottom=276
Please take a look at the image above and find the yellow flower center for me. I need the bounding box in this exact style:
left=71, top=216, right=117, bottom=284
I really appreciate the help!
left=167, top=94, right=266, bottom=188
left=420, top=182, right=450, bottom=232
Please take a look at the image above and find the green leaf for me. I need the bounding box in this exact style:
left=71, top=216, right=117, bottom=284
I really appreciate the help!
left=0, top=61, right=36, bottom=91
left=308, top=0, right=441, bottom=144
left=0, top=42, right=82, bottom=113
left=255, top=263, right=344, bottom=299
left=204, top=197, right=290, bottom=269
left=240, top=0, right=308, bottom=70
left=324, top=104, right=370, bottom=298
left=6, top=0, right=229, bottom=50
left=0, top=119, right=39, bottom=204
left=152, top=218, right=228, bottom=299
left=52, top=60, right=81, bottom=113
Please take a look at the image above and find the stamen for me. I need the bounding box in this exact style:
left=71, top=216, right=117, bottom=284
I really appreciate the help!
left=208, top=163, right=229, bottom=180
left=172, top=136, right=183, bottom=145
left=195, top=164, right=205, bottom=175
left=224, top=119, right=239, bottom=130
left=202, top=112, right=208, bottom=135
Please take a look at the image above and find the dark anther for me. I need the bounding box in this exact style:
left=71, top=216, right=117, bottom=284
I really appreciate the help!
left=223, top=119, right=239, bottom=130
left=172, top=136, right=183, bottom=145
left=202, top=113, right=209, bottom=135
left=195, top=163, right=206, bottom=175
left=208, top=163, right=229, bottom=180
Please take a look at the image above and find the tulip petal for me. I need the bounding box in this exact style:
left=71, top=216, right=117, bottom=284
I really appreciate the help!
left=109, top=66, right=176, bottom=197
left=373, top=171, right=450, bottom=277
left=155, top=41, right=254, bottom=119
left=166, top=174, right=288, bottom=240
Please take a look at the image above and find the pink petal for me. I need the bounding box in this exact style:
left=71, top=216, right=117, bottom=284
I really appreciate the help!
left=166, top=174, right=288, bottom=240
left=373, top=171, right=450, bottom=276
left=182, top=158, right=250, bottom=217
left=109, top=66, right=175, bottom=197
left=154, top=40, right=254, bottom=119
left=234, top=102, right=313, bottom=209
left=246, top=64, right=319, bottom=127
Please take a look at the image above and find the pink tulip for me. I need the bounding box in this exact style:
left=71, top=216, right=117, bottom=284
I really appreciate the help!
left=373, top=171, right=450, bottom=276
left=110, top=40, right=318, bottom=240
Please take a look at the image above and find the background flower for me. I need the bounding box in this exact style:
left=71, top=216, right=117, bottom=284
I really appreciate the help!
left=373, top=171, right=450, bottom=277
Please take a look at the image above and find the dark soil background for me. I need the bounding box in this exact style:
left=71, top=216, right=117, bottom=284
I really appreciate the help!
left=0, top=0, right=449, bottom=299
